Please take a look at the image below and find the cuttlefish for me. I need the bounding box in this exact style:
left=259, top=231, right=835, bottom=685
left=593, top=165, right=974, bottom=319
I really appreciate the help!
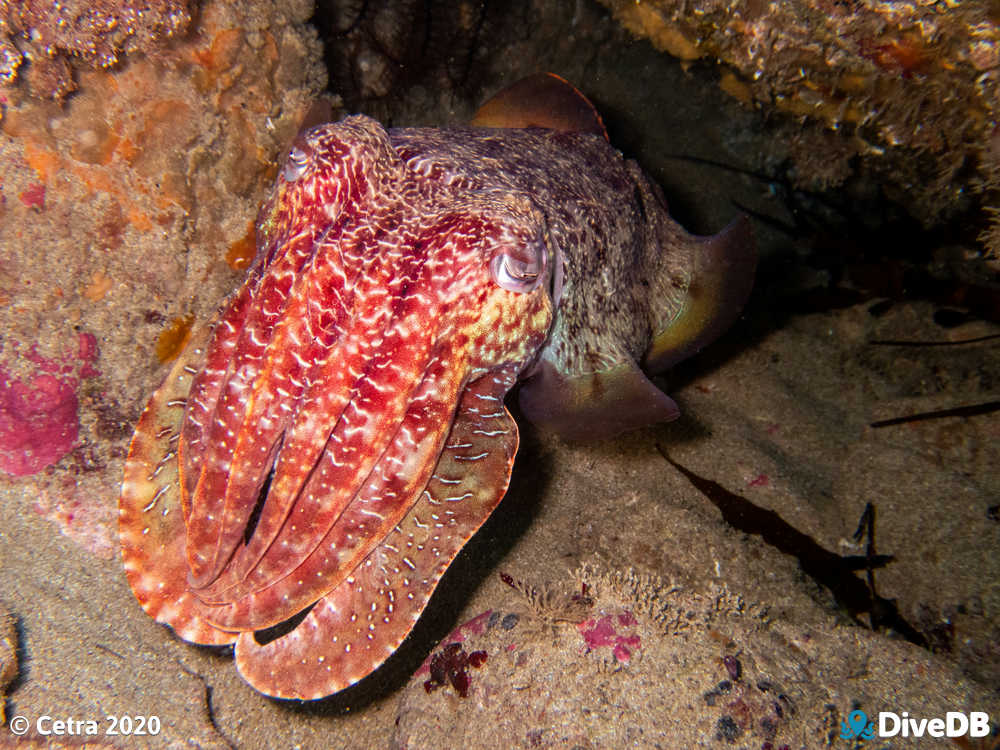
left=119, top=74, right=755, bottom=700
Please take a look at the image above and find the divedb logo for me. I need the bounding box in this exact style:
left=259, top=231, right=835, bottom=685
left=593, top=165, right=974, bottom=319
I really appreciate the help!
left=840, top=709, right=993, bottom=741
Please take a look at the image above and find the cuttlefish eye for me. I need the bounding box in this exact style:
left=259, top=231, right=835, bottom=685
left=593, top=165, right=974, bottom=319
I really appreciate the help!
left=282, top=144, right=311, bottom=182
left=490, top=238, right=549, bottom=294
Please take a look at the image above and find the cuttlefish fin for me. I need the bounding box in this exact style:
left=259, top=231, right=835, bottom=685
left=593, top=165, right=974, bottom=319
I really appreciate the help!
left=471, top=72, right=608, bottom=139
left=119, top=322, right=237, bottom=647
left=234, top=372, right=519, bottom=700
left=517, top=355, right=680, bottom=441
left=644, top=214, right=755, bottom=372
left=517, top=215, right=755, bottom=441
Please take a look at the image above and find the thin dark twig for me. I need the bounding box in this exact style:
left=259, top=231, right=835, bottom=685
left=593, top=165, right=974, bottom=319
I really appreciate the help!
left=869, top=333, right=1000, bottom=347
left=661, top=152, right=777, bottom=185
left=870, top=400, right=1000, bottom=428
left=852, top=503, right=879, bottom=630
left=93, top=643, right=124, bottom=660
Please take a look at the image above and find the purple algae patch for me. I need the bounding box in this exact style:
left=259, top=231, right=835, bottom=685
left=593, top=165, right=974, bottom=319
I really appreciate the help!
left=0, top=369, right=79, bottom=476
left=423, top=642, right=489, bottom=698
left=0, top=332, right=100, bottom=477
left=577, top=609, right=642, bottom=665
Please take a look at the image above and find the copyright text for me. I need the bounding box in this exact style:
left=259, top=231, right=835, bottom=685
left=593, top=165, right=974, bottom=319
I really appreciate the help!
left=7, top=714, right=161, bottom=737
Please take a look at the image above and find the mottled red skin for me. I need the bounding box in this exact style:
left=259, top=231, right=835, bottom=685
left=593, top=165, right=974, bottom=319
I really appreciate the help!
left=120, top=116, right=552, bottom=699
left=119, top=98, right=752, bottom=699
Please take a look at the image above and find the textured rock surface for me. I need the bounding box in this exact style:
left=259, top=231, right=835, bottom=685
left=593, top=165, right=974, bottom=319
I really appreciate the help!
left=596, top=0, right=999, bottom=228
left=0, top=0, right=196, bottom=100
left=394, top=566, right=995, bottom=749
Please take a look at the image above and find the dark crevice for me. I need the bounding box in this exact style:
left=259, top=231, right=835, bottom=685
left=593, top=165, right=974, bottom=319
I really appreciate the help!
left=253, top=601, right=318, bottom=647
left=658, top=447, right=927, bottom=648
left=243, top=461, right=276, bottom=546
left=668, top=149, right=999, bottom=330
left=178, top=664, right=237, bottom=750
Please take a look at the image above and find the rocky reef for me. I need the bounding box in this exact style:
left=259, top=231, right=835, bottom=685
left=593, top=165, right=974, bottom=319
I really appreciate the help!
left=598, top=0, right=1000, bottom=240
left=0, top=0, right=196, bottom=100
left=0, top=0, right=325, bottom=550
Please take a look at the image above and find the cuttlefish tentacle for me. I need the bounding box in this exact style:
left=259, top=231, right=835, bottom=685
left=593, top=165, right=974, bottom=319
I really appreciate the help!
left=189, top=230, right=447, bottom=605
left=233, top=367, right=520, bottom=699
left=178, top=270, right=262, bottom=515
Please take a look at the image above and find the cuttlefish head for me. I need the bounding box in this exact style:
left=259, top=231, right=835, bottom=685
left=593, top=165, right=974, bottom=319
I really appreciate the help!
left=120, top=116, right=556, bottom=699
left=473, top=73, right=756, bottom=440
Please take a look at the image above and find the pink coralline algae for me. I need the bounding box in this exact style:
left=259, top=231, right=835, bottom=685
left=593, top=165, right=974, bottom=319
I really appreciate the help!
left=17, top=183, right=45, bottom=210
left=577, top=610, right=642, bottom=665
left=0, top=372, right=77, bottom=476
left=0, top=333, right=100, bottom=477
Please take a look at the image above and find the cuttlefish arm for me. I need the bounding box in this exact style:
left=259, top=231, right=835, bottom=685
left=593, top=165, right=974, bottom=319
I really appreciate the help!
left=121, top=115, right=553, bottom=699
left=235, top=371, right=519, bottom=698
left=120, top=323, right=236, bottom=646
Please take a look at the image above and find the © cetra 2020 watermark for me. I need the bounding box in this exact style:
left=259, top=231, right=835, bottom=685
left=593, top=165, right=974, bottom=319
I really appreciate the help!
left=840, top=709, right=994, bottom=741
left=7, top=714, right=161, bottom=738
